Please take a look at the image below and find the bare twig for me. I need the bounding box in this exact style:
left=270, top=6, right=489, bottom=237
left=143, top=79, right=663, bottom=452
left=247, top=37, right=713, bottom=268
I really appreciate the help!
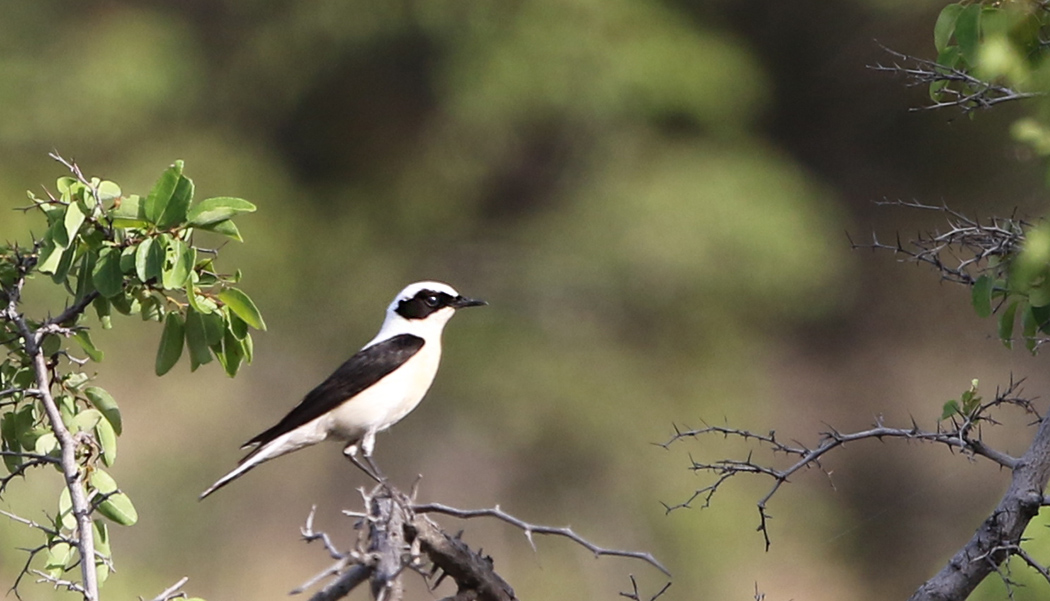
left=618, top=574, right=671, bottom=601
left=412, top=502, right=670, bottom=576
left=147, top=576, right=189, bottom=601
left=663, top=379, right=1031, bottom=550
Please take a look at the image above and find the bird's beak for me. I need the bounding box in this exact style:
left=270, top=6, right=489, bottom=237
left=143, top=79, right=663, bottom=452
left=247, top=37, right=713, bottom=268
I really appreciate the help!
left=452, top=296, right=487, bottom=309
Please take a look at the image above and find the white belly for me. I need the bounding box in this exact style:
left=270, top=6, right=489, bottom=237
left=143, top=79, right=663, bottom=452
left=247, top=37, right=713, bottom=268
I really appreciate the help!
left=323, top=342, right=441, bottom=442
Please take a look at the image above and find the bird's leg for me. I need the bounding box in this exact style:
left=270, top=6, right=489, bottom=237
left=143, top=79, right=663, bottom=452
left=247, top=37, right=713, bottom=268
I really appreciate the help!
left=343, top=440, right=386, bottom=484
left=364, top=453, right=387, bottom=483
left=343, top=445, right=382, bottom=483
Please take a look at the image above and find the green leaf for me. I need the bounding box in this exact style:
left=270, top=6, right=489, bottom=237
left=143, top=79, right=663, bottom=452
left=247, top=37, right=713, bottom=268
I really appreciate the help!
left=201, top=310, right=224, bottom=345
left=37, top=241, right=65, bottom=275
left=85, top=386, right=122, bottom=435
left=56, top=176, right=77, bottom=196
left=140, top=295, right=163, bottom=321
left=58, top=486, right=76, bottom=530
left=161, top=238, right=195, bottom=290
left=75, top=250, right=98, bottom=303
left=110, top=194, right=148, bottom=228
left=97, top=180, right=121, bottom=203
left=971, top=275, right=993, bottom=318
left=242, top=331, right=253, bottom=363
left=185, top=309, right=213, bottom=371
left=199, top=219, right=243, bottom=241
left=119, top=246, right=136, bottom=274
left=1033, top=303, right=1050, bottom=335
left=92, top=247, right=124, bottom=298
left=34, top=432, right=57, bottom=455
left=58, top=394, right=77, bottom=430
left=50, top=241, right=75, bottom=285
left=14, top=405, right=36, bottom=450
left=51, top=208, right=72, bottom=249
left=1023, top=304, right=1039, bottom=352
left=73, top=408, right=103, bottom=433
left=94, top=520, right=111, bottom=584
left=41, top=333, right=62, bottom=357
left=1, top=412, right=23, bottom=473
left=955, top=3, right=981, bottom=66
left=156, top=312, right=185, bottom=376
left=157, top=174, right=194, bottom=229
left=61, top=201, right=86, bottom=249
left=219, top=287, right=266, bottom=331
left=187, top=197, right=257, bottom=226
left=228, top=310, right=249, bottom=340
left=186, top=283, right=219, bottom=314
left=44, top=542, right=73, bottom=578
left=73, top=330, right=105, bottom=362
left=144, top=161, right=184, bottom=224
left=1031, top=279, right=1050, bottom=308
left=90, top=470, right=138, bottom=526
left=218, top=327, right=245, bottom=377
left=96, top=416, right=117, bottom=467
left=934, top=3, right=965, bottom=54
left=135, top=238, right=164, bottom=283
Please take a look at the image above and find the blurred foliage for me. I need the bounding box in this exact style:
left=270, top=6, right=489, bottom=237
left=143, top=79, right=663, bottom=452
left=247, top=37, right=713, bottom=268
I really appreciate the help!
left=0, top=0, right=1041, bottom=600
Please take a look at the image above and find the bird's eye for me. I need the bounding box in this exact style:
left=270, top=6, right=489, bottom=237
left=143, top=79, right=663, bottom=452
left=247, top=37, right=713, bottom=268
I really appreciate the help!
left=424, top=295, right=440, bottom=307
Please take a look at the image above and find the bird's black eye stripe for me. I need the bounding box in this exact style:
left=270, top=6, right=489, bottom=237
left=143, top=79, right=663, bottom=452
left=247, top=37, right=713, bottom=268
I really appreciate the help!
left=396, top=290, right=455, bottom=319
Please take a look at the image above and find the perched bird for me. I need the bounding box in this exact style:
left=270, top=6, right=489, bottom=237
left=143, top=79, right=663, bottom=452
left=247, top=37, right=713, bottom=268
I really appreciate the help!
left=200, top=281, right=485, bottom=499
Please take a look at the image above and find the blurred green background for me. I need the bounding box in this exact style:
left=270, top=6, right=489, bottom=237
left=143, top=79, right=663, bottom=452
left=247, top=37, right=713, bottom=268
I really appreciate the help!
left=3, top=1, right=1050, bottom=599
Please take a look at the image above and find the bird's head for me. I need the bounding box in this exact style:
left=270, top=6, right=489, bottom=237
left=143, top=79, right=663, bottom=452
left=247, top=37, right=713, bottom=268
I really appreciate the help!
left=376, top=281, right=486, bottom=338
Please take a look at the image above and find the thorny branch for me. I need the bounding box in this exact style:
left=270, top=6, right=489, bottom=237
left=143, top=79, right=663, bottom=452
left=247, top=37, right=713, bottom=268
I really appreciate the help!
left=294, top=482, right=669, bottom=601
left=413, top=502, right=670, bottom=576
left=661, top=378, right=1035, bottom=552
left=848, top=199, right=1028, bottom=287
left=0, top=156, right=104, bottom=601
left=618, top=574, right=671, bottom=601
left=869, top=44, right=1042, bottom=113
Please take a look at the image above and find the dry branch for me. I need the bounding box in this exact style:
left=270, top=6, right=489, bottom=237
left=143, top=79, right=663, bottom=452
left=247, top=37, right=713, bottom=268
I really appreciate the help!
left=295, top=481, right=668, bottom=601
left=869, top=45, right=1041, bottom=113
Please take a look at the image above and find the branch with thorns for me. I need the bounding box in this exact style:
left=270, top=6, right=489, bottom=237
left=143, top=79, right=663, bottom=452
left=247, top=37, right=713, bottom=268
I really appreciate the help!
left=848, top=199, right=1028, bottom=287
left=868, top=44, right=1042, bottom=113
left=293, top=481, right=669, bottom=601
left=661, top=378, right=1034, bottom=551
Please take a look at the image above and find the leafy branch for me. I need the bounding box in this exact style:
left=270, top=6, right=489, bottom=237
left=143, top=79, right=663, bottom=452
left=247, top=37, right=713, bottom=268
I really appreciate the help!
left=0, top=155, right=264, bottom=600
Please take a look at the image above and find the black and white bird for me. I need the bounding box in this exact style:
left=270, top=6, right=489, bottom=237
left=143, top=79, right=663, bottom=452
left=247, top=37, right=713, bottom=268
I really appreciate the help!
left=200, top=281, right=485, bottom=499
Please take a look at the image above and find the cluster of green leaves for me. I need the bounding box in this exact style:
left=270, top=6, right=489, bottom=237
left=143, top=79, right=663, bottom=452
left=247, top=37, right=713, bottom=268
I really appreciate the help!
left=34, top=160, right=264, bottom=374
left=931, top=1, right=1047, bottom=101
left=0, top=160, right=260, bottom=596
left=940, top=378, right=982, bottom=421
left=969, top=222, right=1050, bottom=352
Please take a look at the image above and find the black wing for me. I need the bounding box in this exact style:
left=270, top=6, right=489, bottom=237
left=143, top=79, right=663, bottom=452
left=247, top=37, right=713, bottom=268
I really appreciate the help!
left=243, top=334, right=425, bottom=450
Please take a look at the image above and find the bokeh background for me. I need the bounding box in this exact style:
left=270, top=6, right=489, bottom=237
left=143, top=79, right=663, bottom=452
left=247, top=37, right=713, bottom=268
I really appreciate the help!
left=3, top=1, right=1050, bottom=600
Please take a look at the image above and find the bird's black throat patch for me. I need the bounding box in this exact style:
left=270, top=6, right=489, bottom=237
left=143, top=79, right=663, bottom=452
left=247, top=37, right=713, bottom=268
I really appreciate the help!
left=396, top=289, right=457, bottom=320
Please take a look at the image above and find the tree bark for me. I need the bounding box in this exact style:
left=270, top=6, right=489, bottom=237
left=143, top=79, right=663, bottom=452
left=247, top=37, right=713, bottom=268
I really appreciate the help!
left=909, top=416, right=1050, bottom=601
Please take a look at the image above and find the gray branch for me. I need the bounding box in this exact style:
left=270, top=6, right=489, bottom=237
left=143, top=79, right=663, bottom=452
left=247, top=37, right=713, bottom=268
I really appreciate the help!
left=908, top=414, right=1050, bottom=600
left=869, top=44, right=1042, bottom=113
left=295, top=482, right=668, bottom=601
left=1, top=234, right=98, bottom=601
left=412, top=502, right=670, bottom=576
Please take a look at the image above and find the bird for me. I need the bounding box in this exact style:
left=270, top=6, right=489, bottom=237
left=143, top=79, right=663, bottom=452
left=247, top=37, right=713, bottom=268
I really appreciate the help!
left=200, top=281, right=486, bottom=499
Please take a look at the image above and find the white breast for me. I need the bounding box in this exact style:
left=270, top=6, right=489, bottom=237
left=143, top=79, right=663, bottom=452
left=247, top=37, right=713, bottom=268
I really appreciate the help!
left=323, top=341, right=442, bottom=442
